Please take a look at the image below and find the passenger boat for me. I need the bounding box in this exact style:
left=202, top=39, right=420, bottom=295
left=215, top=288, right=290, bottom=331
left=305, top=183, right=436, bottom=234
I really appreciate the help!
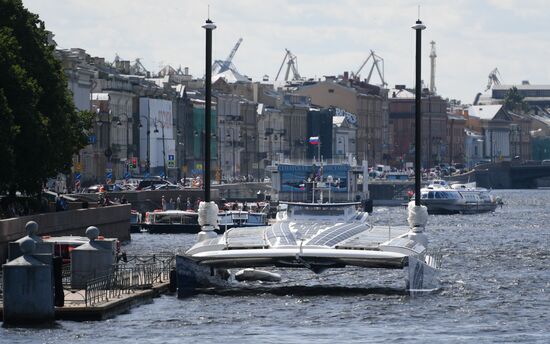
left=142, top=210, right=201, bottom=234
left=217, top=210, right=269, bottom=232
left=176, top=200, right=440, bottom=296
left=419, top=180, right=498, bottom=214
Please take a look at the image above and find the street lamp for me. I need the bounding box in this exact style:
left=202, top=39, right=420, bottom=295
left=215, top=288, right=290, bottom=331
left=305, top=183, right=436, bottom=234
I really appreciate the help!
left=117, top=113, right=131, bottom=173
left=139, top=116, right=151, bottom=173
left=177, top=127, right=186, bottom=185
left=226, top=127, right=240, bottom=180
left=95, top=108, right=114, bottom=160
left=153, top=119, right=167, bottom=179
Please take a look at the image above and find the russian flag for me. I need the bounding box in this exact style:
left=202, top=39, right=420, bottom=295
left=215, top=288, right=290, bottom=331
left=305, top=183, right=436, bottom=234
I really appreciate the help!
left=308, top=136, right=320, bottom=145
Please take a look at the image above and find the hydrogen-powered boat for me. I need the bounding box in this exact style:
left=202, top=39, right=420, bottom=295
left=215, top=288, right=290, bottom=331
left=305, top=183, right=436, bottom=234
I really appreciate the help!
left=175, top=199, right=440, bottom=296
left=175, top=16, right=438, bottom=297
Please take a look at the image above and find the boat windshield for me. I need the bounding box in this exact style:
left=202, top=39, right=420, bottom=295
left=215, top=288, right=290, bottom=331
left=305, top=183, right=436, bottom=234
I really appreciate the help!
left=292, top=206, right=347, bottom=216
left=247, top=213, right=266, bottom=224
left=153, top=213, right=196, bottom=224
left=422, top=191, right=461, bottom=199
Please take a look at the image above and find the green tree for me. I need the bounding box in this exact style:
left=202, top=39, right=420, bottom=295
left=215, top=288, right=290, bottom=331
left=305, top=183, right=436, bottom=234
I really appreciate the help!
left=0, top=0, right=93, bottom=198
left=503, top=87, right=529, bottom=113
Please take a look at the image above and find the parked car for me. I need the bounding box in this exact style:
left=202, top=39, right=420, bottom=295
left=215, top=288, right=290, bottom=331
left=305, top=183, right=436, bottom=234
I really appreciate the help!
left=136, top=179, right=172, bottom=190
left=142, top=184, right=182, bottom=191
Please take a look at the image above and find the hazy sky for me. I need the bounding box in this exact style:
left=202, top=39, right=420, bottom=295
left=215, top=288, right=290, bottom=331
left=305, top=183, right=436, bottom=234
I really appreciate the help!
left=23, top=0, right=550, bottom=104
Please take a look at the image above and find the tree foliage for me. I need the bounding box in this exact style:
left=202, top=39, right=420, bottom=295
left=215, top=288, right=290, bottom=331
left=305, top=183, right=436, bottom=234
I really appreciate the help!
left=503, top=87, right=529, bottom=113
left=0, top=0, right=92, bottom=196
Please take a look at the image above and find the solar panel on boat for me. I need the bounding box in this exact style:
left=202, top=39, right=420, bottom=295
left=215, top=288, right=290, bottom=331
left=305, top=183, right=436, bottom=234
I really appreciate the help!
left=226, top=227, right=267, bottom=248
left=266, top=222, right=296, bottom=246
left=294, top=222, right=326, bottom=240
left=337, top=225, right=410, bottom=249
left=306, top=222, right=368, bottom=247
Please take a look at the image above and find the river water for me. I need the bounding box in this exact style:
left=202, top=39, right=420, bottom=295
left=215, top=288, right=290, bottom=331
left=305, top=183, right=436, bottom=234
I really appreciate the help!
left=2, top=190, right=549, bottom=343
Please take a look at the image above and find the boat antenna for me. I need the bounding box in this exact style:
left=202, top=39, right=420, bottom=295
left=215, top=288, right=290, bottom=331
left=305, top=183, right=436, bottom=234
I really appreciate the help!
left=412, top=19, right=426, bottom=206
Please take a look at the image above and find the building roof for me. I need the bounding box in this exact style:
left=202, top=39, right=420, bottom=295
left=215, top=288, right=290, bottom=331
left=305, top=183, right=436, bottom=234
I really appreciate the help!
left=212, top=68, right=249, bottom=83
left=467, top=104, right=503, bottom=120
left=493, top=84, right=550, bottom=91
left=388, top=88, right=415, bottom=99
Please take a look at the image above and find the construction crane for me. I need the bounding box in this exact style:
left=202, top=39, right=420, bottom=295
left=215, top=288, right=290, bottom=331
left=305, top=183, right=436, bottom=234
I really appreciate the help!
left=352, top=50, right=387, bottom=87
left=212, top=38, right=243, bottom=74
left=485, top=68, right=502, bottom=91
left=429, top=41, right=437, bottom=94
left=275, top=49, right=301, bottom=81
left=131, top=58, right=149, bottom=76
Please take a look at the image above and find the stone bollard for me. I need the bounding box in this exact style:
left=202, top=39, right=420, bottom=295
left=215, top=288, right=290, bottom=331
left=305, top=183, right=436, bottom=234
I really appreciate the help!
left=70, top=226, right=116, bottom=289
left=2, top=238, right=55, bottom=324
left=8, top=221, right=54, bottom=261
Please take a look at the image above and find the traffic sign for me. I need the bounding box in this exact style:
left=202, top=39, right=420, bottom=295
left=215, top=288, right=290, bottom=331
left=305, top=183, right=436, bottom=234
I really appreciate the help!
left=106, top=172, right=113, bottom=179
left=75, top=162, right=82, bottom=172
left=168, top=154, right=175, bottom=161
left=168, top=161, right=176, bottom=168
left=75, top=173, right=81, bottom=180
left=124, top=172, right=131, bottom=180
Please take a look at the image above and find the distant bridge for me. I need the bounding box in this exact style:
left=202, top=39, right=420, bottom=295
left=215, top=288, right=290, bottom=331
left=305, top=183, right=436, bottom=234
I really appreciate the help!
left=447, top=162, right=550, bottom=189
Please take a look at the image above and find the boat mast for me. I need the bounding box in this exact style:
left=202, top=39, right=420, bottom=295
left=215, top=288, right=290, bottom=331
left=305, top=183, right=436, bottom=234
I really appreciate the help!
left=203, top=18, right=216, bottom=203
left=412, top=19, right=426, bottom=206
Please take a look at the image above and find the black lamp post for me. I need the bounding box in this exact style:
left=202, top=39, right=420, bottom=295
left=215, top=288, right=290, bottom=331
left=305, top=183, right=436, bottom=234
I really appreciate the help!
left=139, top=115, right=150, bottom=173
left=226, top=129, right=236, bottom=180
left=117, top=113, right=131, bottom=173
left=412, top=19, right=426, bottom=207
left=153, top=119, right=167, bottom=179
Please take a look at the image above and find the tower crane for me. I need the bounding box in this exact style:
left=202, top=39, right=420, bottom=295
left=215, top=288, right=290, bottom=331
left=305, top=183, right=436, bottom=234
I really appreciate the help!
left=275, top=49, right=301, bottom=81
left=212, top=38, right=243, bottom=74
left=485, top=68, right=502, bottom=91
left=352, top=50, right=387, bottom=87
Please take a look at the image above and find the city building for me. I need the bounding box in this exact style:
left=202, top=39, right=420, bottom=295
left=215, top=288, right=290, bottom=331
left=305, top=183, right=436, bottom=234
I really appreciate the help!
left=388, top=87, right=449, bottom=168
left=292, top=77, right=388, bottom=164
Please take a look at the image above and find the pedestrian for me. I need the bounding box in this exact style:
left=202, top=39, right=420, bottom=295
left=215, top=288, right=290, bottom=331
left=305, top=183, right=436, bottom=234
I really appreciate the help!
left=186, top=197, right=191, bottom=210
left=161, top=195, right=166, bottom=211
left=195, top=197, right=201, bottom=211
left=55, top=194, right=62, bottom=212
left=169, top=198, right=175, bottom=210
left=176, top=195, right=182, bottom=210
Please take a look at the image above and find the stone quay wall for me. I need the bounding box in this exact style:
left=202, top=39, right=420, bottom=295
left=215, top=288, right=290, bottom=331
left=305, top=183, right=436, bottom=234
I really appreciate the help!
left=0, top=204, right=131, bottom=263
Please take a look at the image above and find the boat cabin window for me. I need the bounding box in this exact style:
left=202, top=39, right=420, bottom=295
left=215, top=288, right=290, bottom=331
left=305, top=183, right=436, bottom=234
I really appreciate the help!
left=426, top=191, right=460, bottom=199
left=292, top=206, right=346, bottom=216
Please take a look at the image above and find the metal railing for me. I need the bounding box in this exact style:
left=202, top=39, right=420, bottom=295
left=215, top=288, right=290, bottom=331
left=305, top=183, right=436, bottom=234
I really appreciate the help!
left=0, top=255, right=175, bottom=306
left=75, top=254, right=175, bottom=306
left=83, top=254, right=175, bottom=306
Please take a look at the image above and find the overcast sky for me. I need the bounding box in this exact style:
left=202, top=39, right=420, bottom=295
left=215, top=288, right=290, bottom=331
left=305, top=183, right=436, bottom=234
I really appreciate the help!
left=24, top=0, right=550, bottom=104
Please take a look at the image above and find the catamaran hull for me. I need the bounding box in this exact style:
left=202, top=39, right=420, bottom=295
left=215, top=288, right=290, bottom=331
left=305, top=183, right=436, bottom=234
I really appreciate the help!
left=175, top=252, right=438, bottom=297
